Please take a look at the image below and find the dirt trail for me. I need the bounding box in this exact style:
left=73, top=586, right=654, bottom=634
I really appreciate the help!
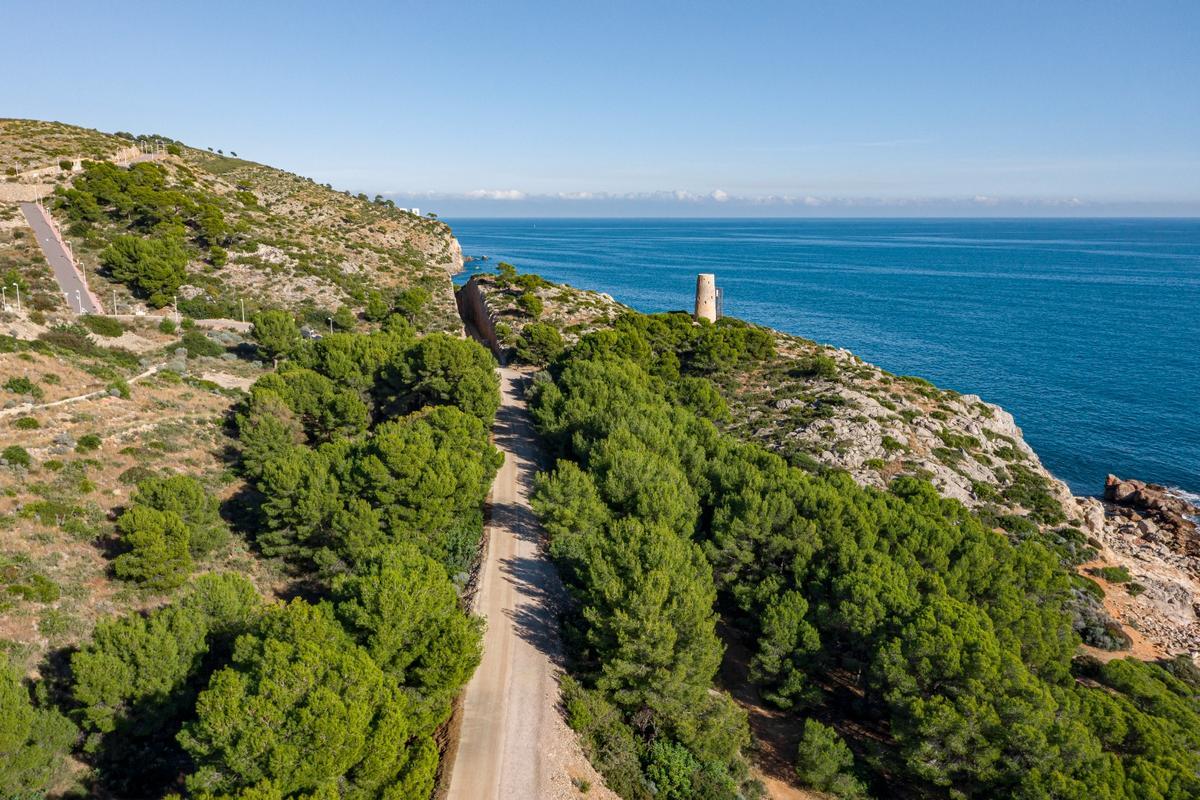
left=0, top=364, right=160, bottom=417
left=444, top=367, right=613, bottom=800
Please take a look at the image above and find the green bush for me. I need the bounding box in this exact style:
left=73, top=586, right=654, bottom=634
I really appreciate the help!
left=794, top=354, right=838, bottom=379
left=75, top=433, right=102, bottom=452
left=158, top=317, right=177, bottom=334
left=12, top=416, right=39, bottom=430
left=180, top=330, right=225, bottom=358
left=107, top=378, right=131, bottom=399
left=118, top=465, right=157, bottom=485
left=394, top=286, right=430, bottom=322
left=2, top=445, right=31, bottom=468
left=1089, top=565, right=1133, bottom=584
left=81, top=314, right=126, bottom=338
left=517, top=291, right=544, bottom=318
left=3, top=376, right=43, bottom=400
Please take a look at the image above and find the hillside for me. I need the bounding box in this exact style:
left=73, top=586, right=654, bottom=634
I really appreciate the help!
left=0, top=120, right=508, bottom=799
left=1, top=119, right=464, bottom=332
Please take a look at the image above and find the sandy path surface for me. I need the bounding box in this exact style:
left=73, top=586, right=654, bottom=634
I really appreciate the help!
left=444, top=367, right=613, bottom=800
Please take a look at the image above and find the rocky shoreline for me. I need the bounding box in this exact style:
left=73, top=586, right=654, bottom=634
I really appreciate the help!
left=1081, top=475, right=1200, bottom=657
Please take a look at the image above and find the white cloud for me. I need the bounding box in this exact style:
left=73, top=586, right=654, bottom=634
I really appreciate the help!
left=464, top=189, right=527, bottom=200
left=710, top=189, right=729, bottom=202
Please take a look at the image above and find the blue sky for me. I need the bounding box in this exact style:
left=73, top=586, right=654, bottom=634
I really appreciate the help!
left=4, top=1, right=1198, bottom=216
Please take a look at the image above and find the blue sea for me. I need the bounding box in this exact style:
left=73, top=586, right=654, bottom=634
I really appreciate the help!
left=449, top=218, right=1200, bottom=497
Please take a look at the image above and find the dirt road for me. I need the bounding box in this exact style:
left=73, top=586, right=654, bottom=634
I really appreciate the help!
left=444, top=367, right=612, bottom=800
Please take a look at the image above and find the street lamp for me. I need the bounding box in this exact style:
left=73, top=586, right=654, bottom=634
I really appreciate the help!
left=75, top=290, right=83, bottom=314
left=10, top=283, right=20, bottom=313
left=327, top=317, right=334, bottom=334
left=239, top=298, right=246, bottom=323
left=1, top=286, right=7, bottom=311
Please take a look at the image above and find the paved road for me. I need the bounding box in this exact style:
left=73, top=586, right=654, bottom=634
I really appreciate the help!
left=445, top=367, right=612, bottom=800
left=19, top=202, right=101, bottom=314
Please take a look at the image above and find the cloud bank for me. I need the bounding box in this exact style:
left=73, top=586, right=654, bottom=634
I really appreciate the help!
left=375, top=188, right=1198, bottom=218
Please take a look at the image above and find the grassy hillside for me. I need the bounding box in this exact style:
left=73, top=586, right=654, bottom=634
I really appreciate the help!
left=2, top=119, right=464, bottom=331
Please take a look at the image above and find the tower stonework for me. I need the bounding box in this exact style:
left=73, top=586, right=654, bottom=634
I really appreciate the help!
left=695, top=273, right=718, bottom=322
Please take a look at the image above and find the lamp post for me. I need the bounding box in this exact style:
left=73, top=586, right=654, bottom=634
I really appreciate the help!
left=2, top=286, right=6, bottom=311
left=75, top=290, right=83, bottom=314
left=10, top=284, right=20, bottom=313
left=240, top=298, right=246, bottom=323
left=327, top=317, right=334, bottom=334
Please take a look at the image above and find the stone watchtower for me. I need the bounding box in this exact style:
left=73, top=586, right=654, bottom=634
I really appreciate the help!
left=695, top=273, right=718, bottom=322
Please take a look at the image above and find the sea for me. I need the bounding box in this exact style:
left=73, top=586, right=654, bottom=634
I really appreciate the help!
left=449, top=218, right=1200, bottom=498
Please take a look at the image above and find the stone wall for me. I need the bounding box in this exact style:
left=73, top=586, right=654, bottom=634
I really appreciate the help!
left=0, top=184, right=51, bottom=203
left=455, top=275, right=505, bottom=362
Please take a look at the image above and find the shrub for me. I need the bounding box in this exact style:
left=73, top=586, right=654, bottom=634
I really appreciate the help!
left=794, top=354, right=838, bottom=379
left=3, top=376, right=43, bottom=400
left=517, top=291, right=544, bottom=318
left=81, top=314, right=125, bottom=337
left=2, top=445, right=31, bottom=468
left=209, top=245, right=227, bottom=268
left=181, top=330, right=225, bottom=358
left=158, top=317, right=177, bottom=334
left=332, top=305, right=357, bottom=331
left=59, top=159, right=73, bottom=171
left=166, top=143, right=182, bottom=156
left=12, top=416, right=39, bottom=430
left=119, top=465, right=157, bottom=485
left=364, top=291, right=390, bottom=322
left=1090, top=565, right=1133, bottom=584
left=108, top=378, right=131, bottom=399
left=76, top=433, right=102, bottom=452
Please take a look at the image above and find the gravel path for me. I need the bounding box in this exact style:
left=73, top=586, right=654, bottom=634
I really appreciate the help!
left=444, top=367, right=614, bottom=800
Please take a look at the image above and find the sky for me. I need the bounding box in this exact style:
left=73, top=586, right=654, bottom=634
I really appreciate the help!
left=4, top=0, right=1199, bottom=216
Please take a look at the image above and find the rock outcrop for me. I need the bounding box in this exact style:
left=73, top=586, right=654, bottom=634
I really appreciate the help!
left=1105, top=474, right=1200, bottom=559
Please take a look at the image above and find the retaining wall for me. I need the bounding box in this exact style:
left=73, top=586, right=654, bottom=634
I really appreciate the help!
left=455, top=276, right=505, bottom=363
